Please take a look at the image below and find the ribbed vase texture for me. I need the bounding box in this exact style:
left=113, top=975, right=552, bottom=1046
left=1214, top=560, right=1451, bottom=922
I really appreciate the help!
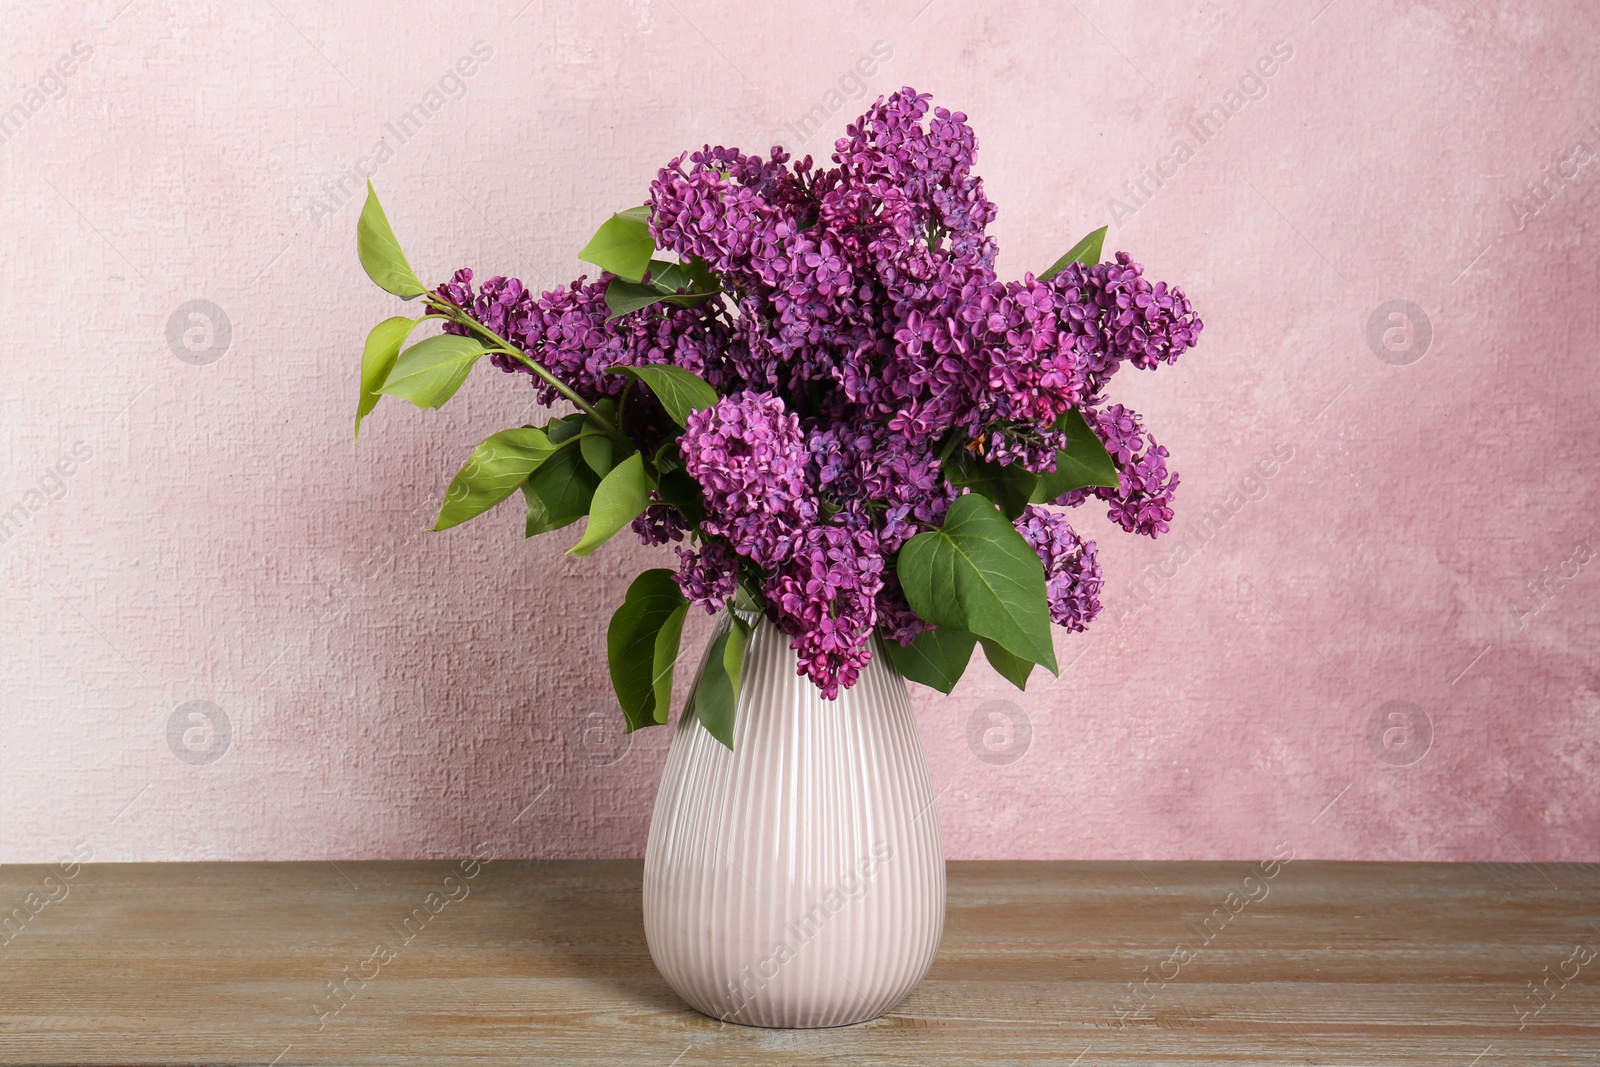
left=643, top=617, right=945, bottom=1028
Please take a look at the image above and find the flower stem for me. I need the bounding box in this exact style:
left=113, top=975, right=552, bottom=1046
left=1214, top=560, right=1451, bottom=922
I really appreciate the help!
left=424, top=295, right=619, bottom=437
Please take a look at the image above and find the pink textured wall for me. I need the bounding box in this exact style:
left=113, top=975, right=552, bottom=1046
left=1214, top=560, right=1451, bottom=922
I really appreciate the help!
left=2, top=0, right=1596, bottom=864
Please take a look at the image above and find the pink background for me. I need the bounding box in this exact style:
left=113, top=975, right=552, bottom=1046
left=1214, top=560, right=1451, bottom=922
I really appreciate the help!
left=2, top=0, right=1596, bottom=864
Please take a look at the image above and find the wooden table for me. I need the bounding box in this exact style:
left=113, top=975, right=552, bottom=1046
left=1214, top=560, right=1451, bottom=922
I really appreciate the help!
left=1, top=860, right=1596, bottom=1065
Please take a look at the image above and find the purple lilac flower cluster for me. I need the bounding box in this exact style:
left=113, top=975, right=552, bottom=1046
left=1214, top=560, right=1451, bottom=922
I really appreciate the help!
left=1056, top=405, right=1178, bottom=538
left=433, top=269, right=732, bottom=405
left=433, top=88, right=1201, bottom=697
left=1015, top=505, right=1103, bottom=632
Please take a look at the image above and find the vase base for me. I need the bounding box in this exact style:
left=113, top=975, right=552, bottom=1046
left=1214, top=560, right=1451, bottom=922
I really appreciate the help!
left=674, top=993, right=909, bottom=1030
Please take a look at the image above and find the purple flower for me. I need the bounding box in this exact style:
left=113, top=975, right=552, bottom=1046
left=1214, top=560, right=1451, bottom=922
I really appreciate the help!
left=1050, top=254, right=1203, bottom=403
left=1015, top=504, right=1103, bottom=631
left=679, top=391, right=817, bottom=568
left=632, top=503, right=689, bottom=546
left=765, top=519, right=885, bottom=698
left=430, top=268, right=732, bottom=407
left=674, top=540, right=740, bottom=613
left=876, top=574, right=933, bottom=647
left=426, top=88, right=1202, bottom=699
left=1055, top=404, right=1178, bottom=538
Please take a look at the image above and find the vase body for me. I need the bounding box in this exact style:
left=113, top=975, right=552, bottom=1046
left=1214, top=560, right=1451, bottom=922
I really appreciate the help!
left=643, top=617, right=945, bottom=1028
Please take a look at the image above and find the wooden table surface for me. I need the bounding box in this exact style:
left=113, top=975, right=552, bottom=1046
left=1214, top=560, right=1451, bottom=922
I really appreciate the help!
left=1, top=860, right=1597, bottom=1065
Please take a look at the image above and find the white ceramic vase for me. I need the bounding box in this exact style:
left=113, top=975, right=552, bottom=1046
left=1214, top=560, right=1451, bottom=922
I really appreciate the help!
left=643, top=616, right=945, bottom=1028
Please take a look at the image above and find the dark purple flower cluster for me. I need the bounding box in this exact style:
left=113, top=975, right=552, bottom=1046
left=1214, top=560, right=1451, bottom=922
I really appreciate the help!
left=631, top=503, right=689, bottom=547
left=674, top=539, right=739, bottom=611
left=1050, top=255, right=1203, bottom=405
left=435, top=88, right=1201, bottom=696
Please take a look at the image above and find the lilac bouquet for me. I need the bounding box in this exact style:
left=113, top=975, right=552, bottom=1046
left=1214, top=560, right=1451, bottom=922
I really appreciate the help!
left=354, top=88, right=1201, bottom=746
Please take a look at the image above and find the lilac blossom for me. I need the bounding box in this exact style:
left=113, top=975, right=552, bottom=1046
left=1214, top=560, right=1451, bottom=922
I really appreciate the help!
left=1055, top=405, right=1178, bottom=538
left=765, top=520, right=885, bottom=698
left=678, top=391, right=817, bottom=569
left=674, top=540, right=739, bottom=613
left=430, top=87, right=1202, bottom=696
left=432, top=268, right=731, bottom=406
left=1015, top=505, right=1103, bottom=631
left=632, top=503, right=689, bottom=546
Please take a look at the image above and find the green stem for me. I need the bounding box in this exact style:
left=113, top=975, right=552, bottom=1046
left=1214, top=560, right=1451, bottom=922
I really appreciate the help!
left=425, top=295, right=619, bottom=436
left=935, top=431, right=965, bottom=462
left=617, top=378, right=637, bottom=435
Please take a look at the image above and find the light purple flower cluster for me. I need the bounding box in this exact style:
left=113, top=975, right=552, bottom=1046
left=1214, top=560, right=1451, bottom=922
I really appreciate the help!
left=435, top=88, right=1202, bottom=697
left=678, top=392, right=817, bottom=570
left=1055, top=405, right=1177, bottom=538
left=1015, top=505, right=1103, bottom=631
left=434, top=268, right=731, bottom=405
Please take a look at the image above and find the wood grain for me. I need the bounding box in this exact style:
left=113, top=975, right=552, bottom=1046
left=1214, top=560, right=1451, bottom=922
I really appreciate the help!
left=0, top=861, right=1596, bottom=1065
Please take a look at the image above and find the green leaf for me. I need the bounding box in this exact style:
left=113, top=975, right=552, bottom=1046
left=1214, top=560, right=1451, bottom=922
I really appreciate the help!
left=648, top=257, right=719, bottom=294
left=356, top=316, right=420, bottom=439
left=733, top=582, right=761, bottom=621
left=580, top=433, right=614, bottom=477
left=568, top=452, right=655, bottom=556
left=946, top=453, right=1039, bottom=520
left=1038, top=225, right=1108, bottom=282
left=603, top=280, right=718, bottom=319
left=379, top=333, right=484, bottom=409
left=606, top=365, right=719, bottom=427
left=654, top=470, right=705, bottom=526
left=521, top=482, right=552, bottom=537
left=723, top=614, right=752, bottom=696
left=522, top=442, right=600, bottom=533
left=1029, top=408, right=1120, bottom=503
left=433, top=427, right=557, bottom=532
left=604, top=278, right=673, bottom=319
left=980, top=637, right=1034, bottom=690
left=654, top=441, right=684, bottom=475
left=896, top=492, right=1058, bottom=673
left=691, top=627, right=737, bottom=750
left=547, top=412, right=588, bottom=443
left=356, top=181, right=427, bottom=299
left=579, top=208, right=654, bottom=283
left=651, top=604, right=690, bottom=725
left=884, top=627, right=978, bottom=694
left=606, top=570, right=689, bottom=732
left=603, top=257, right=721, bottom=319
